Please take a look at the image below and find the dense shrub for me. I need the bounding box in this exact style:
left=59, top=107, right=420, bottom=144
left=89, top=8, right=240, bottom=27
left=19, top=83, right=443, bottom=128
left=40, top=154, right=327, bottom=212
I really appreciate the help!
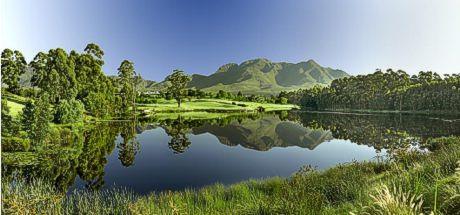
left=136, top=97, right=158, bottom=104
left=2, top=137, right=30, bottom=152
left=277, top=97, right=288, bottom=104
left=19, top=88, right=38, bottom=98
left=257, top=106, right=265, bottom=112
left=54, top=99, right=84, bottom=124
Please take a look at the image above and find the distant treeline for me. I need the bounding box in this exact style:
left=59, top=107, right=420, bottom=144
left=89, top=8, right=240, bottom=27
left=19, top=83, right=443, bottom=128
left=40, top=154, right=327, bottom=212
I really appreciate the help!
left=284, top=69, right=460, bottom=112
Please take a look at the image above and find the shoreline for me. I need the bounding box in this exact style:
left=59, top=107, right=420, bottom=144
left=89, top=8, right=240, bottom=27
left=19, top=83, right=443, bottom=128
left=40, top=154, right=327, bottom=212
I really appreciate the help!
left=297, top=108, right=460, bottom=117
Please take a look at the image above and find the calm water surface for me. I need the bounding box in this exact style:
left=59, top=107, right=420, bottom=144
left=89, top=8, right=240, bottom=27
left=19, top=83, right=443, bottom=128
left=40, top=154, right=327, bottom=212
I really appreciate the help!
left=4, top=111, right=460, bottom=194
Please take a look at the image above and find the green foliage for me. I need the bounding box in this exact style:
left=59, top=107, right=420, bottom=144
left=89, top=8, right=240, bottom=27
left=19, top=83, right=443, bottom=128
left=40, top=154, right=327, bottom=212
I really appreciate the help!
left=1, top=49, right=27, bottom=93
left=73, top=44, right=118, bottom=118
left=54, top=99, right=84, bottom=124
left=277, top=97, right=288, bottom=104
left=20, top=100, right=35, bottom=135
left=165, top=69, right=191, bottom=107
left=2, top=137, right=30, bottom=152
left=31, top=93, right=52, bottom=145
left=117, top=60, right=136, bottom=116
left=22, top=43, right=119, bottom=119
left=2, top=98, right=14, bottom=136
left=290, top=69, right=460, bottom=112
left=30, top=49, right=78, bottom=103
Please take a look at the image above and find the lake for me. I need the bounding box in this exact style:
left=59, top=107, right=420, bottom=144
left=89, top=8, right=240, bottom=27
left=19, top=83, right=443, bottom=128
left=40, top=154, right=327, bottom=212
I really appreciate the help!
left=3, top=111, right=460, bottom=194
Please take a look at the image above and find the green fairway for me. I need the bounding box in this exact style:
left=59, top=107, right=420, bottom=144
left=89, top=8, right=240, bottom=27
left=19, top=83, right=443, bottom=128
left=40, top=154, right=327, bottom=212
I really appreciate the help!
left=137, top=98, right=297, bottom=114
left=150, top=111, right=257, bottom=120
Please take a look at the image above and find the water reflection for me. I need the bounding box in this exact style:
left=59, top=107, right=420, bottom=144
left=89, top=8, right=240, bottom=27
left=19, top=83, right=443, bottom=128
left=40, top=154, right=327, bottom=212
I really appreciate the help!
left=2, top=111, right=459, bottom=193
left=291, top=112, right=460, bottom=152
left=163, top=117, right=192, bottom=154
left=191, top=115, right=332, bottom=150
left=118, top=121, right=140, bottom=167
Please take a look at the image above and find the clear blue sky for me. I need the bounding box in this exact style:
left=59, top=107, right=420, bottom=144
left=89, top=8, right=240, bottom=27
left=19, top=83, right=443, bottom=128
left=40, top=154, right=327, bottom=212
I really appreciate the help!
left=2, top=0, right=459, bottom=81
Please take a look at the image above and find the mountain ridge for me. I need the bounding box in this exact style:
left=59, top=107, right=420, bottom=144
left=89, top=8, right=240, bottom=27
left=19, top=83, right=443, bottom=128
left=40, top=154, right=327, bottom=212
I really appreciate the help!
left=186, top=58, right=348, bottom=95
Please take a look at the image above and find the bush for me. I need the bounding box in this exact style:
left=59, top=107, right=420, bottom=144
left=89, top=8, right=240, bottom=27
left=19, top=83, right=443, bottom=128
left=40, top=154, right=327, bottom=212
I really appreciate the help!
left=257, top=106, right=266, bottom=112
left=1, top=137, right=30, bottom=152
left=54, top=99, right=84, bottom=124
left=19, top=88, right=38, bottom=98
left=278, top=97, right=288, bottom=104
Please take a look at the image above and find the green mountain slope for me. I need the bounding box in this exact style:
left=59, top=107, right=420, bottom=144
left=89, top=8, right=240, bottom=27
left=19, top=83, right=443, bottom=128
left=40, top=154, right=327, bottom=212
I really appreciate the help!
left=187, top=58, right=349, bottom=95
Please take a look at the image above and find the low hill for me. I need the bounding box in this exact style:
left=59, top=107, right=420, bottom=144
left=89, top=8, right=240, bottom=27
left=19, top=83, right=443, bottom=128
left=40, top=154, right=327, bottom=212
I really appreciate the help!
left=187, top=58, right=349, bottom=95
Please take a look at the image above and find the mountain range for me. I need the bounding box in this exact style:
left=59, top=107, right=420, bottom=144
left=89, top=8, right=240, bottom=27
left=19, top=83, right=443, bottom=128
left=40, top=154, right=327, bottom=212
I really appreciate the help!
left=20, top=58, right=349, bottom=95
left=186, top=58, right=348, bottom=94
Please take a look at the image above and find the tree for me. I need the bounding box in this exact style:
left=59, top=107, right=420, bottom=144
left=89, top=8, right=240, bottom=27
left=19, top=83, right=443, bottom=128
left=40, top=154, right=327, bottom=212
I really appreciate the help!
left=1, top=99, right=14, bottom=136
left=1, top=49, right=27, bottom=93
left=72, top=44, right=118, bottom=118
left=32, top=93, right=52, bottom=144
left=117, top=60, right=136, bottom=117
left=30, top=49, right=77, bottom=103
left=21, top=100, right=35, bottom=136
left=292, top=69, right=460, bottom=112
left=54, top=99, right=85, bottom=124
left=165, top=70, right=191, bottom=107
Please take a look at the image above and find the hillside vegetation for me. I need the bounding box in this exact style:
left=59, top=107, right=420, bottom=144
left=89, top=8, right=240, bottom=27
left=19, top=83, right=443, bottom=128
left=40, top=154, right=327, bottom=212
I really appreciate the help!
left=188, top=58, right=348, bottom=95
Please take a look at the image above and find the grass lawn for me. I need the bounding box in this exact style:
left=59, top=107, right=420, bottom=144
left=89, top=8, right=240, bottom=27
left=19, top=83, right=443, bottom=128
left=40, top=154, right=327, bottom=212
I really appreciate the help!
left=150, top=111, right=258, bottom=120
left=137, top=98, right=297, bottom=113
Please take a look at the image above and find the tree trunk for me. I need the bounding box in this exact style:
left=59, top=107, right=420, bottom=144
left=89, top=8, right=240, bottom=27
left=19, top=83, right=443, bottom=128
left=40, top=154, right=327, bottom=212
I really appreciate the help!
left=177, top=98, right=181, bottom=108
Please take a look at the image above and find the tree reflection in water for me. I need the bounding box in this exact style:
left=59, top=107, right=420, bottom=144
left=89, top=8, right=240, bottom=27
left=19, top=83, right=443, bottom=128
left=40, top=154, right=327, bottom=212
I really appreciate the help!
left=163, top=116, right=191, bottom=154
left=117, top=121, right=140, bottom=167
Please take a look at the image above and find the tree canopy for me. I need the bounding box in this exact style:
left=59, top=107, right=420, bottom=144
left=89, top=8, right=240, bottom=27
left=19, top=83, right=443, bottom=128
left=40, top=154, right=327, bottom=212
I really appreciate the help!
left=287, top=69, right=460, bottom=112
left=165, top=70, right=191, bottom=107
left=1, top=49, right=27, bottom=93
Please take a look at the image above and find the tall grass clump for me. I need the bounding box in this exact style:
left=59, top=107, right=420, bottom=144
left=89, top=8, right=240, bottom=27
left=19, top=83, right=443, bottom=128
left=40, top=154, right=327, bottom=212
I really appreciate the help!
left=2, top=176, right=136, bottom=215
left=2, top=177, right=63, bottom=214
left=356, top=136, right=460, bottom=215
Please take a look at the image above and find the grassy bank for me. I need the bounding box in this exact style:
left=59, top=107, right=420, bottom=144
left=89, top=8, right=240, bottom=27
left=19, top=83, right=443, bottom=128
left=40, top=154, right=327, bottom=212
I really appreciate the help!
left=3, top=137, right=460, bottom=214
